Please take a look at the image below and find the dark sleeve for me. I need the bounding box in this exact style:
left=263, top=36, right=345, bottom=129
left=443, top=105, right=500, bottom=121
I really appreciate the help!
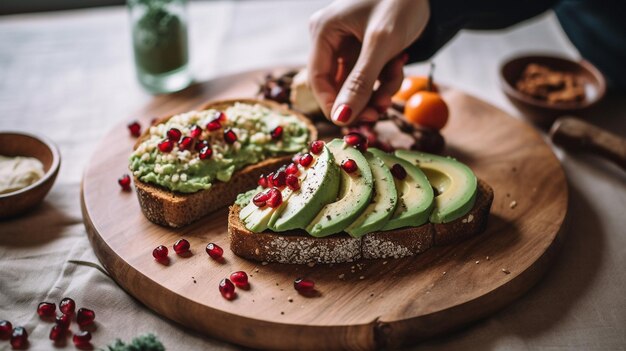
left=406, top=0, right=560, bottom=62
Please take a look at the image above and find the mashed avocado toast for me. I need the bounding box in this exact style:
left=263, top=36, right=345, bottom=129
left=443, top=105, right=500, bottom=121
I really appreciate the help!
left=130, top=99, right=316, bottom=227
left=228, top=136, right=494, bottom=264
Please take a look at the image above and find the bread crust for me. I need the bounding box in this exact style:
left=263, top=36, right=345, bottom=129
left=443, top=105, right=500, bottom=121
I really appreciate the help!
left=228, top=179, right=494, bottom=264
left=132, top=99, right=317, bottom=228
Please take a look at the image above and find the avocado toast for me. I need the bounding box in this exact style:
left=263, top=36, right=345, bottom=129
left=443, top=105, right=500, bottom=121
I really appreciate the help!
left=228, top=137, right=494, bottom=264
left=130, top=99, right=316, bottom=227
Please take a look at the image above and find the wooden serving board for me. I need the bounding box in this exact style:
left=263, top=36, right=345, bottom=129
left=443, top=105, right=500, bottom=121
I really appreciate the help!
left=81, top=69, right=568, bottom=350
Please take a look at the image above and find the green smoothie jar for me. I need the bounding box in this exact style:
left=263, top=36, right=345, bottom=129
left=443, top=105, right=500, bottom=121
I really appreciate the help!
left=128, top=0, right=191, bottom=94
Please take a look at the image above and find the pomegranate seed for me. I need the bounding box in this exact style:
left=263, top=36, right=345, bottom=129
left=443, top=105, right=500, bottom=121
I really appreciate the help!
left=230, top=271, right=249, bottom=288
left=214, top=111, right=227, bottom=122
left=127, top=121, right=141, bottom=137
left=72, top=330, right=91, bottom=347
left=173, top=239, right=190, bottom=255
left=344, top=132, right=368, bottom=151
left=294, top=278, right=315, bottom=293
left=152, top=245, right=168, bottom=261
left=270, top=126, right=283, bottom=140
left=206, top=243, right=223, bottom=260
left=10, top=327, right=28, bottom=349
left=266, top=172, right=275, bottom=187
left=253, top=190, right=270, bottom=207
left=167, top=128, right=182, bottom=142
left=258, top=175, right=269, bottom=188
left=299, top=153, right=313, bottom=167
left=219, top=278, right=236, bottom=300
left=286, top=174, right=300, bottom=190
left=55, top=314, right=71, bottom=330
left=195, top=140, right=209, bottom=152
left=37, top=302, right=56, bottom=318
left=178, top=136, right=193, bottom=151
left=158, top=139, right=174, bottom=153
left=310, top=140, right=324, bottom=155
left=206, top=120, right=221, bottom=131
left=199, top=146, right=213, bottom=160
left=76, top=308, right=95, bottom=328
left=118, top=174, right=131, bottom=191
left=267, top=188, right=283, bottom=208
left=0, top=320, right=12, bottom=340
left=285, top=163, right=299, bottom=175
left=391, top=163, right=407, bottom=180
left=49, top=325, right=65, bottom=341
left=223, top=129, right=238, bottom=144
left=59, top=297, right=75, bottom=315
left=271, top=171, right=286, bottom=187
left=190, top=125, right=202, bottom=138
left=341, top=159, right=358, bottom=173
left=292, top=153, right=302, bottom=164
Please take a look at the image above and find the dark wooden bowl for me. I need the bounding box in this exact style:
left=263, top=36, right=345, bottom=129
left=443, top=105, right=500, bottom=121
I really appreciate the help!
left=0, top=132, right=60, bottom=218
left=499, top=53, right=606, bottom=128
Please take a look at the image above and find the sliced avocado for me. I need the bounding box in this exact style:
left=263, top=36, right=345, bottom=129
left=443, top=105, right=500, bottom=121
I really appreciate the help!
left=271, top=145, right=340, bottom=232
left=306, top=139, right=373, bottom=237
left=370, top=149, right=434, bottom=230
left=396, top=150, right=477, bottom=223
left=345, top=151, right=397, bottom=237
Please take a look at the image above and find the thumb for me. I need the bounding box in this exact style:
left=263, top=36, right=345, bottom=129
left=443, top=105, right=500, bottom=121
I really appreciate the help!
left=330, top=34, right=392, bottom=126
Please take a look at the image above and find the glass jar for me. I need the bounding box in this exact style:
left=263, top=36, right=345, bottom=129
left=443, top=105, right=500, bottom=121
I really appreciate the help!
left=128, top=0, right=191, bottom=94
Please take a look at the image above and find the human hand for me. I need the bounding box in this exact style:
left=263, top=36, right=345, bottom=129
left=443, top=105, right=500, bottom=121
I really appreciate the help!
left=308, top=0, right=430, bottom=125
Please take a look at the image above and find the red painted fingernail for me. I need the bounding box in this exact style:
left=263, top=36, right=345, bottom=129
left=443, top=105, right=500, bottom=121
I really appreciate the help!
left=333, top=104, right=352, bottom=123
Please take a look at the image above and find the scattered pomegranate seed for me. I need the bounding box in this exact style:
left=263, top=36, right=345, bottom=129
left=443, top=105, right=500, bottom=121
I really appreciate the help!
left=219, top=278, right=236, bottom=300
left=271, top=171, right=286, bottom=187
left=292, top=153, right=302, bottom=164
left=310, top=140, right=324, bottom=155
left=391, top=163, right=407, bottom=180
left=253, top=190, right=270, bottom=207
left=206, top=243, right=223, bottom=260
left=173, top=239, right=190, bottom=255
left=214, top=111, right=227, bottom=123
left=299, top=153, right=313, bottom=167
left=230, top=271, right=249, bottom=288
left=270, top=126, right=283, bottom=140
left=49, top=325, right=65, bottom=341
left=189, top=125, right=202, bottom=139
left=294, top=278, right=315, bottom=293
left=127, top=121, right=141, bottom=137
left=285, top=163, right=299, bottom=175
left=266, top=172, right=275, bottom=187
left=55, top=314, right=71, bottom=330
left=59, top=297, right=76, bottom=315
left=118, top=174, right=131, bottom=191
left=195, top=140, right=209, bottom=152
left=76, top=308, right=95, bottom=328
left=343, top=132, right=368, bottom=152
left=206, top=120, right=221, bottom=131
left=72, top=330, right=91, bottom=347
left=199, top=146, right=213, bottom=160
left=158, top=139, right=174, bottom=153
left=37, top=302, right=56, bottom=318
left=152, top=245, right=168, bottom=261
left=258, top=175, right=269, bottom=188
left=10, top=327, right=28, bottom=350
left=267, top=188, right=283, bottom=208
left=166, top=128, right=182, bottom=142
left=178, top=136, right=194, bottom=151
left=286, top=174, right=300, bottom=190
left=223, top=129, right=238, bottom=144
left=0, top=320, right=12, bottom=340
left=341, top=159, right=358, bottom=173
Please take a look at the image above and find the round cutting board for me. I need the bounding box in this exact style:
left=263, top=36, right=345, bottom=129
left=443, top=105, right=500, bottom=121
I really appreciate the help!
left=81, top=68, right=568, bottom=350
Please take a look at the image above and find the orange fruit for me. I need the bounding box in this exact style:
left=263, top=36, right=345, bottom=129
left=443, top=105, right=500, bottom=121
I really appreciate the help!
left=392, top=76, right=439, bottom=103
left=404, top=91, right=449, bottom=130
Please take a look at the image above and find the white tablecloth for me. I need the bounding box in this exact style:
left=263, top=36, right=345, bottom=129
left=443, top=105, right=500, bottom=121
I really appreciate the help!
left=1, top=1, right=625, bottom=350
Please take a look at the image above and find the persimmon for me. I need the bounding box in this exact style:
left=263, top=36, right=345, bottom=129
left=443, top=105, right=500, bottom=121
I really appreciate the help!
left=404, top=91, right=449, bottom=130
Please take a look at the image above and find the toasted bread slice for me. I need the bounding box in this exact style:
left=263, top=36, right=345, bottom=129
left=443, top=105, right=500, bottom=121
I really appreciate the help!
left=228, top=180, right=494, bottom=264
left=133, top=99, right=317, bottom=228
